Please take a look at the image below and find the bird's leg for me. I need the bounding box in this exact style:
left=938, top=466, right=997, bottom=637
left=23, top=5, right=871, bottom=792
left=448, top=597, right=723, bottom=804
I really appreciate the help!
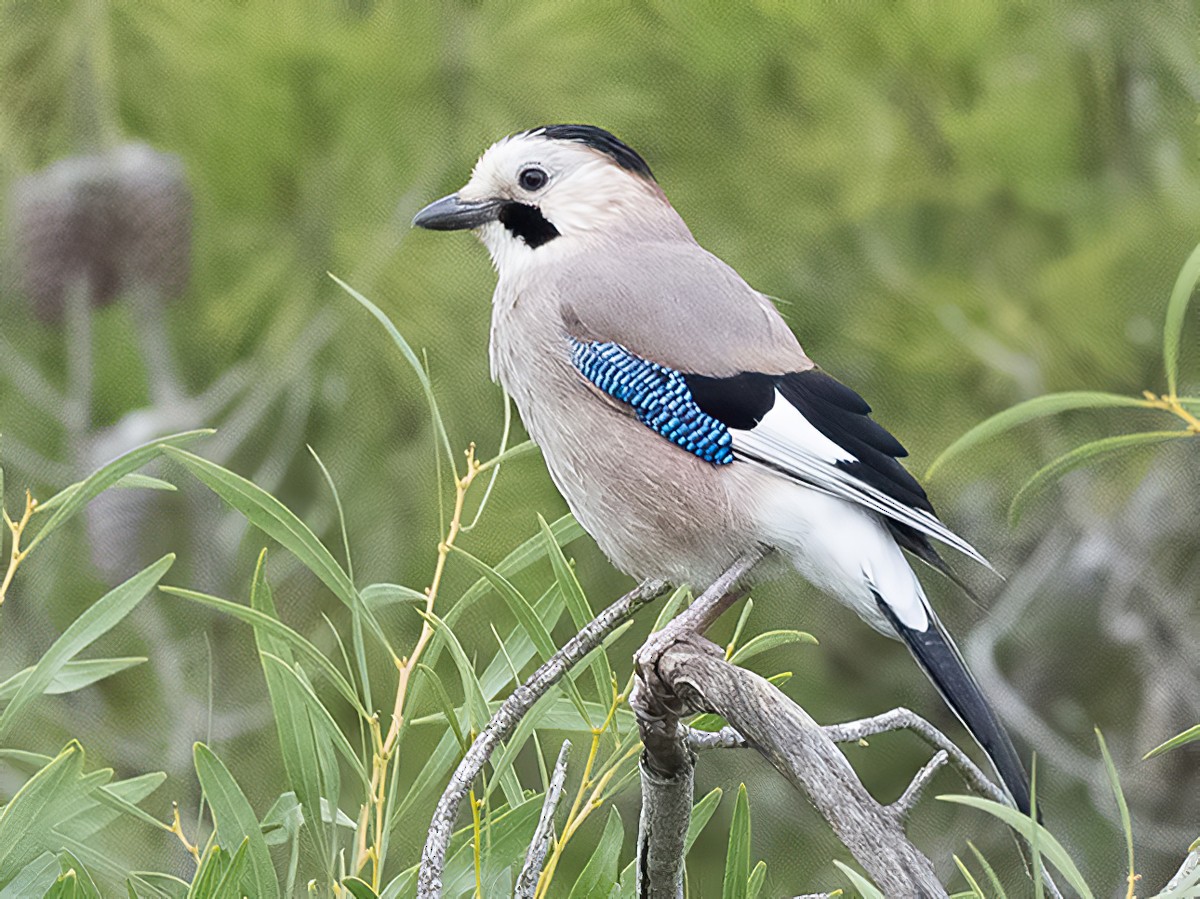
left=630, top=546, right=767, bottom=769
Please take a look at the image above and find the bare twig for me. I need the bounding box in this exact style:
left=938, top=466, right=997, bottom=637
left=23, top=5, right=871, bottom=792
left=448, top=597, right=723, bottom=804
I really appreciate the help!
left=416, top=577, right=667, bottom=898
left=823, top=707, right=1008, bottom=808
left=891, top=750, right=949, bottom=820
left=515, top=739, right=571, bottom=899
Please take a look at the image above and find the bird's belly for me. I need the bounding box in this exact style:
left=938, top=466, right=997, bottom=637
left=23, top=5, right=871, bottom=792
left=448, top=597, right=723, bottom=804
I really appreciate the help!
left=511, top=379, right=758, bottom=587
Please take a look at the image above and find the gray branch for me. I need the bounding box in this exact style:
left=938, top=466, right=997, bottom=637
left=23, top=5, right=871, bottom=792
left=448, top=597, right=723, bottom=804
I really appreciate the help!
left=514, top=739, right=571, bottom=898
left=823, top=707, right=1008, bottom=808
left=891, top=750, right=949, bottom=820
left=416, top=577, right=668, bottom=898
left=630, top=546, right=946, bottom=897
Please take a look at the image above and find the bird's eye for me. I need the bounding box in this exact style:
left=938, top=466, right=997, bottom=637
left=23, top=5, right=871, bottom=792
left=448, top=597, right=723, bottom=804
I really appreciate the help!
left=518, top=166, right=548, bottom=192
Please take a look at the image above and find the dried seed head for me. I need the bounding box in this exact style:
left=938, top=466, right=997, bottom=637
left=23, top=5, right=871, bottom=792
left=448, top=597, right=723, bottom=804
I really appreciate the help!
left=10, top=143, right=192, bottom=323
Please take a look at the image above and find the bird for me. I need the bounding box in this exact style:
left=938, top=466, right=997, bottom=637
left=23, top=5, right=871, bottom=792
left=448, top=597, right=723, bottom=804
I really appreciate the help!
left=412, top=124, right=1033, bottom=816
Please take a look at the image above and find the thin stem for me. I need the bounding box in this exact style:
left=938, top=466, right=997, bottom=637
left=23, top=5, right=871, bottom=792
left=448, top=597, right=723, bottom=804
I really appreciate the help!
left=1141, top=391, right=1200, bottom=433
left=0, top=491, right=37, bottom=605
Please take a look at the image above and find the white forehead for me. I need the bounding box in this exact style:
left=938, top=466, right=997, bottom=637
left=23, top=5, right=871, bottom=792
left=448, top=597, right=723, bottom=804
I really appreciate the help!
left=465, top=132, right=614, bottom=194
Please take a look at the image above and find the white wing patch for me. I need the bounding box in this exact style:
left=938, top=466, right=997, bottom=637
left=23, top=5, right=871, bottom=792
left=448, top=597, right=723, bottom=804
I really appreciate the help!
left=731, top=390, right=994, bottom=571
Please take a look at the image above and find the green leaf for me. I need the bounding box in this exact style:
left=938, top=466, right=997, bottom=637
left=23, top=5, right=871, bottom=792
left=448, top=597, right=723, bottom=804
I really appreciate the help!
left=1009, top=431, right=1191, bottom=524
left=193, top=743, right=279, bottom=899
left=329, top=274, right=455, bottom=471
left=684, top=788, right=723, bottom=854
left=537, top=515, right=613, bottom=707
left=0, top=556, right=172, bottom=739
left=161, top=446, right=391, bottom=653
left=1164, top=242, right=1200, bottom=396
left=162, top=585, right=365, bottom=718
left=728, top=630, right=818, bottom=665
left=1095, top=729, right=1134, bottom=891
left=419, top=610, right=491, bottom=734
left=967, top=842, right=1006, bottom=899
left=416, top=665, right=469, bottom=753
left=938, top=794, right=1094, bottom=899
left=925, top=393, right=1149, bottom=479
left=0, top=853, right=59, bottom=898
left=248, top=552, right=333, bottom=866
left=26, top=431, right=209, bottom=553
left=210, top=839, right=250, bottom=899
left=111, top=473, right=177, bottom=493
left=722, top=784, right=751, bottom=899
left=1144, top=722, right=1200, bottom=759
left=451, top=544, right=591, bottom=725
left=746, top=861, right=766, bottom=899
left=831, top=861, right=886, bottom=899
left=360, top=583, right=426, bottom=607
left=341, top=878, right=380, bottom=899
left=952, top=855, right=985, bottom=898
left=0, top=657, right=146, bottom=702
left=566, top=807, right=624, bottom=899
left=260, top=652, right=368, bottom=787
left=0, top=743, right=110, bottom=879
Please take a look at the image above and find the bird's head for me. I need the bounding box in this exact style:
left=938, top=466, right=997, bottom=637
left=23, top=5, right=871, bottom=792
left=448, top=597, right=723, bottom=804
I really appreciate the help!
left=413, top=125, right=684, bottom=272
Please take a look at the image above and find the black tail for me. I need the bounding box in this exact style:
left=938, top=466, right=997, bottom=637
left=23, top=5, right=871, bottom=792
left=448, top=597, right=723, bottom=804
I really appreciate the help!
left=874, top=593, right=1035, bottom=818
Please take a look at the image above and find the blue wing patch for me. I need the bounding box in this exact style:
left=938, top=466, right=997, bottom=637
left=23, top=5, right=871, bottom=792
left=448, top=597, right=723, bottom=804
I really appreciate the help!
left=570, top=339, right=734, bottom=465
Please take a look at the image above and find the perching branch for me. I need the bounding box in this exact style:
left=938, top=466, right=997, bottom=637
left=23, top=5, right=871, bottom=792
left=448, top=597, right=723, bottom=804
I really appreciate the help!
left=514, top=739, right=571, bottom=898
left=630, top=546, right=947, bottom=897
left=416, top=577, right=668, bottom=898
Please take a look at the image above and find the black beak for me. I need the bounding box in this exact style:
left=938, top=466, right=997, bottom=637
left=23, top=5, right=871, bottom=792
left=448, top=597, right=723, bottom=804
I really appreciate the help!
left=412, top=194, right=502, bottom=231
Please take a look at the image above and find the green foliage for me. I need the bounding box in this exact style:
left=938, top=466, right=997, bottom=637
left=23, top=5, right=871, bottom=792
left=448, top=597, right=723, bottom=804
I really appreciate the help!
left=2, top=3, right=1198, bottom=894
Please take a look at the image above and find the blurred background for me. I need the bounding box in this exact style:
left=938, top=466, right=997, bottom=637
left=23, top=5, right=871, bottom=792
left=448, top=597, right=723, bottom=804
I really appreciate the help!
left=1, top=1, right=1197, bottom=894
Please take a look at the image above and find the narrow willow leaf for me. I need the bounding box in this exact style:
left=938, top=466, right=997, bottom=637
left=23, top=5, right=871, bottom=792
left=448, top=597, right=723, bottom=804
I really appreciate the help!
left=0, top=657, right=146, bottom=702
left=112, top=473, right=176, bottom=493
left=938, top=794, right=1094, bottom=898
left=0, top=853, right=59, bottom=898
left=341, top=878, right=380, bottom=899
left=746, top=861, right=766, bottom=899
left=26, top=431, right=209, bottom=553
left=56, top=852, right=101, bottom=899
left=925, top=393, right=1149, bottom=479
left=566, top=807, right=624, bottom=899
left=0, top=743, right=109, bottom=878
left=307, top=446, right=371, bottom=712
left=1095, top=729, right=1135, bottom=890
left=1164, top=242, right=1200, bottom=397
left=0, top=556, right=172, bottom=738
left=360, top=583, right=426, bottom=607
left=329, top=274, right=455, bottom=470
left=193, top=744, right=279, bottom=899
left=831, top=861, right=886, bottom=899
left=1144, top=722, right=1200, bottom=759
left=162, top=585, right=365, bottom=718
left=261, top=653, right=369, bottom=788
left=537, top=515, right=613, bottom=706
left=726, top=598, right=754, bottom=659
left=728, top=630, right=818, bottom=666
left=210, top=839, right=250, bottom=899
left=451, top=544, right=592, bottom=725
left=161, top=447, right=391, bottom=653
left=953, top=855, right=985, bottom=898
left=129, top=873, right=188, bottom=899
left=416, top=665, right=468, bottom=754
left=186, top=843, right=229, bottom=899
left=722, top=784, right=751, bottom=899
left=650, top=586, right=690, bottom=633
left=967, top=842, right=1006, bottom=899
left=419, top=610, right=490, bottom=733
left=1010, top=431, right=1191, bottom=524
left=395, top=521, right=583, bottom=821
left=80, top=773, right=169, bottom=835
left=684, top=788, right=723, bottom=854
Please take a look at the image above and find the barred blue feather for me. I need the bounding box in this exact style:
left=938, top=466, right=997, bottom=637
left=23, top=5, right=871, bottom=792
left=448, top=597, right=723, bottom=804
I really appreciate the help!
left=570, top=339, right=734, bottom=464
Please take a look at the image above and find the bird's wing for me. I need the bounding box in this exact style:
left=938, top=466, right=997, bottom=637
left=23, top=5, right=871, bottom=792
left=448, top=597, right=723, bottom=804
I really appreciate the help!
left=568, top=337, right=992, bottom=570
left=552, top=239, right=813, bottom=376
